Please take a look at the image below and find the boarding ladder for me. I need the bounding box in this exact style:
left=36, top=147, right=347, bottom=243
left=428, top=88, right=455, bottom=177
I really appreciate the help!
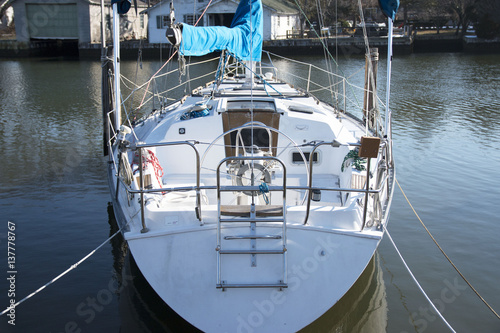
left=216, top=156, right=287, bottom=290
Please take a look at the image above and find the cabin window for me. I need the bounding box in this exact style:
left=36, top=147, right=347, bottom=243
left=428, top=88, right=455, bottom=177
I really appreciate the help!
left=292, top=152, right=319, bottom=164
left=230, top=128, right=270, bottom=153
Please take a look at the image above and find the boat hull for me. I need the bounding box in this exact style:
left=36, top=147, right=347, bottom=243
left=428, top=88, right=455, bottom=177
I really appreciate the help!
left=123, top=224, right=381, bottom=333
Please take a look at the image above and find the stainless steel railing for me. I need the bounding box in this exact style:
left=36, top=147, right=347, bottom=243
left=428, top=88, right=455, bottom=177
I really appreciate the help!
left=116, top=136, right=392, bottom=233
left=129, top=141, right=202, bottom=232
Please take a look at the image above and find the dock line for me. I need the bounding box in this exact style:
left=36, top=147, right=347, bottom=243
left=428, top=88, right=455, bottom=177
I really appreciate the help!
left=0, top=220, right=128, bottom=316
left=395, top=177, right=500, bottom=320
left=384, top=227, right=457, bottom=332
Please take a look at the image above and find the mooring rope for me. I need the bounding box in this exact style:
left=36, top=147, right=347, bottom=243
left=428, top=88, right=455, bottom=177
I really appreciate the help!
left=384, top=227, right=457, bottom=332
left=396, top=178, right=500, bottom=320
left=0, top=226, right=124, bottom=316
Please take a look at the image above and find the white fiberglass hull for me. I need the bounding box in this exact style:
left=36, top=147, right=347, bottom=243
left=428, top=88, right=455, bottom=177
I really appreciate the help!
left=124, top=225, right=381, bottom=332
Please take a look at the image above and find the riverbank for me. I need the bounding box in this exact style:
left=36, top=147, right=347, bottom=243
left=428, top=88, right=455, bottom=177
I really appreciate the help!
left=0, top=33, right=499, bottom=59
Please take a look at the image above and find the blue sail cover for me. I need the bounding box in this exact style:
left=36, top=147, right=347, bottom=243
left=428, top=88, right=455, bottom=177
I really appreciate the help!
left=179, top=0, right=263, bottom=61
left=111, top=0, right=132, bottom=14
left=378, top=0, right=400, bottom=21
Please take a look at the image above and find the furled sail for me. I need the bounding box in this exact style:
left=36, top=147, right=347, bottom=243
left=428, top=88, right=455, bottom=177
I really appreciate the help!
left=111, top=0, right=137, bottom=15
left=378, top=0, right=399, bottom=20
left=167, top=0, right=263, bottom=62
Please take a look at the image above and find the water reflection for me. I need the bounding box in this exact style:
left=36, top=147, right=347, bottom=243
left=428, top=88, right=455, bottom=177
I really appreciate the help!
left=299, top=254, right=387, bottom=333
left=0, top=60, right=105, bottom=197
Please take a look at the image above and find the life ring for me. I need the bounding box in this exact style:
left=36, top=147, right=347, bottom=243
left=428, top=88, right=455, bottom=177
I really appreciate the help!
left=235, top=163, right=271, bottom=196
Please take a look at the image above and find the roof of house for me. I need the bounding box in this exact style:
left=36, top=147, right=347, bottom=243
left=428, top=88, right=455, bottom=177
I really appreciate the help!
left=262, top=0, right=298, bottom=14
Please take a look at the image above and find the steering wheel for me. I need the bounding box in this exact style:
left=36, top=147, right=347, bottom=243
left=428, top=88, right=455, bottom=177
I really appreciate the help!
left=235, top=162, right=272, bottom=196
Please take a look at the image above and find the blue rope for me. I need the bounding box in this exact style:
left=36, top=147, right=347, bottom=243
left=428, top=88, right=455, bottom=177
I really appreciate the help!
left=259, top=182, right=270, bottom=204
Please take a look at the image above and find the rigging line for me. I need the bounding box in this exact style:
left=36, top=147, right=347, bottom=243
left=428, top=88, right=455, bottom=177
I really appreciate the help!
left=128, top=37, right=144, bottom=118
left=356, top=0, right=371, bottom=57
left=118, top=90, right=140, bottom=141
left=346, top=65, right=366, bottom=79
left=249, top=0, right=255, bottom=206
left=194, top=0, right=214, bottom=26
left=0, top=222, right=130, bottom=316
left=395, top=178, right=500, bottom=320
left=138, top=51, right=178, bottom=108
left=266, top=51, right=345, bottom=81
left=355, top=0, right=376, bottom=136
left=136, top=0, right=214, bottom=110
left=235, top=58, right=283, bottom=97
left=123, top=56, right=219, bottom=92
left=185, top=0, right=197, bottom=97
left=314, top=0, right=335, bottom=105
left=290, top=0, right=363, bottom=111
left=384, top=227, right=457, bottom=333
left=306, top=77, right=345, bottom=93
left=334, top=0, right=338, bottom=100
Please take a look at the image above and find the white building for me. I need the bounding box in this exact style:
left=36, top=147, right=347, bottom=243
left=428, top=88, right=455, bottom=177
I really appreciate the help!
left=147, top=0, right=299, bottom=43
left=0, top=7, right=14, bottom=29
left=10, top=0, right=148, bottom=43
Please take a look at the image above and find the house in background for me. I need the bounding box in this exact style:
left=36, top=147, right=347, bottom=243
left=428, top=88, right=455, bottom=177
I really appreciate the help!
left=0, top=5, right=14, bottom=30
left=147, top=0, right=300, bottom=44
left=9, top=0, right=148, bottom=44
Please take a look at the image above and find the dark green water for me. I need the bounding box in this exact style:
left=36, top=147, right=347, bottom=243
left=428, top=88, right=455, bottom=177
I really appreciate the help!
left=0, top=52, right=499, bottom=332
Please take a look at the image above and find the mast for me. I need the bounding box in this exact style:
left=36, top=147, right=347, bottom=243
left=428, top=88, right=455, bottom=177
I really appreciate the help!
left=100, top=0, right=106, bottom=49
left=378, top=0, right=399, bottom=164
left=385, top=17, right=393, bottom=144
left=101, top=0, right=112, bottom=155
left=112, top=3, right=121, bottom=129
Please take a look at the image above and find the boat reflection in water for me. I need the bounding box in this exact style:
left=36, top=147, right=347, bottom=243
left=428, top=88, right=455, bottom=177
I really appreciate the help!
left=107, top=204, right=387, bottom=332
left=300, top=253, right=387, bottom=332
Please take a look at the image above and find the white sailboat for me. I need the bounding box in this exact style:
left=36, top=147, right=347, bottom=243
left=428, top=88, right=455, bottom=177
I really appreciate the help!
left=104, top=0, right=398, bottom=330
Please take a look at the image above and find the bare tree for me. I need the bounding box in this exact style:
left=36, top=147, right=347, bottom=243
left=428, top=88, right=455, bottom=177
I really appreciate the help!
left=446, top=0, right=478, bottom=37
left=474, top=0, right=500, bottom=38
left=293, top=0, right=317, bottom=36
left=420, top=0, right=453, bottom=33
